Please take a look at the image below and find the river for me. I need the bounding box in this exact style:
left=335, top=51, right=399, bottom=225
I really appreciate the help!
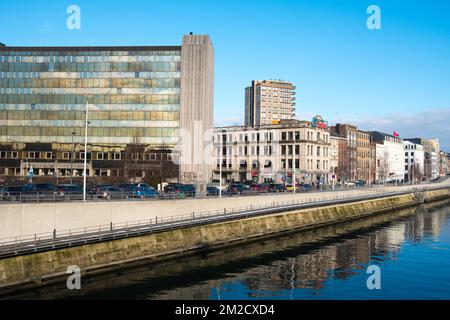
left=6, top=200, right=450, bottom=300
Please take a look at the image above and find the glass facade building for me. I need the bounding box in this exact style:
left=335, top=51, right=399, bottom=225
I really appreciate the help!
left=0, top=35, right=214, bottom=186
left=0, top=46, right=181, bottom=145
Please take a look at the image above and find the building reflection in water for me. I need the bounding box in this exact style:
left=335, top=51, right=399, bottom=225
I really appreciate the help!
left=4, top=201, right=450, bottom=300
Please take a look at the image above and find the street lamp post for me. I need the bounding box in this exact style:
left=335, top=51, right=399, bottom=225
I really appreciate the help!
left=293, top=144, right=296, bottom=194
left=219, top=128, right=222, bottom=198
left=70, top=132, right=75, bottom=184
left=83, top=102, right=89, bottom=202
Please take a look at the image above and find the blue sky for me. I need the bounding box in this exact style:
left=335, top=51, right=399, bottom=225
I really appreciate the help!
left=1, top=0, right=450, bottom=149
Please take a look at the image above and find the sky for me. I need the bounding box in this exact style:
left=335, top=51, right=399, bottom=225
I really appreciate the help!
left=1, top=0, right=449, bottom=150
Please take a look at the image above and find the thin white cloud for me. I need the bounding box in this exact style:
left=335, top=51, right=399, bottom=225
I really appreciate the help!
left=351, top=109, right=450, bottom=151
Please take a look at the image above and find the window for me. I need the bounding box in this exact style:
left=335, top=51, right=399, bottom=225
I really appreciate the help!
left=97, top=153, right=108, bottom=160
left=62, top=152, right=70, bottom=160
left=113, top=153, right=121, bottom=160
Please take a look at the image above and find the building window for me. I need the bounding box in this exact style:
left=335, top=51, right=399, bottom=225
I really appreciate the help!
left=113, top=153, right=121, bottom=160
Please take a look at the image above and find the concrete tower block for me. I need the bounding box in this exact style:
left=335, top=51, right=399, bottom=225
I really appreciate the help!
left=179, top=34, right=214, bottom=192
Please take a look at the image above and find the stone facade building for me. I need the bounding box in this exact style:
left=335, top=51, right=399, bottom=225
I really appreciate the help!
left=212, top=119, right=331, bottom=185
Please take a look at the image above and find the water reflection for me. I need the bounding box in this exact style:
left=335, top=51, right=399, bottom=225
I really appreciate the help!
left=4, top=200, right=450, bottom=300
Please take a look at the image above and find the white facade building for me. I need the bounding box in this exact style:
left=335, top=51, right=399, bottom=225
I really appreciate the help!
left=371, top=131, right=405, bottom=182
left=403, top=140, right=424, bottom=182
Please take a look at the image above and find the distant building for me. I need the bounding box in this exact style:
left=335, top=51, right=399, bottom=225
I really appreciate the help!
left=356, top=130, right=373, bottom=183
left=330, top=133, right=347, bottom=185
left=439, top=151, right=449, bottom=176
left=404, top=138, right=439, bottom=179
left=212, top=119, right=331, bottom=185
left=370, top=131, right=404, bottom=182
left=403, top=140, right=424, bottom=182
left=330, top=124, right=357, bottom=182
left=245, top=80, right=296, bottom=127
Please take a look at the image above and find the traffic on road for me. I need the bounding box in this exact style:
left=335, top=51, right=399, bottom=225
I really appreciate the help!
left=0, top=177, right=446, bottom=203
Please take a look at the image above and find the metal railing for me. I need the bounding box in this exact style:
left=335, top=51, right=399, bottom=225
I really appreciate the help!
left=0, top=183, right=447, bottom=259
left=0, top=180, right=443, bottom=204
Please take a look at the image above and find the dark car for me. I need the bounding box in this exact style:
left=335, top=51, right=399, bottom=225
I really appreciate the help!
left=20, top=183, right=57, bottom=201
left=206, top=186, right=221, bottom=196
left=226, top=183, right=249, bottom=195
left=249, top=183, right=269, bottom=193
left=1, top=185, right=29, bottom=201
left=90, top=184, right=114, bottom=196
left=127, top=185, right=159, bottom=199
left=96, top=186, right=127, bottom=200
left=355, top=180, right=366, bottom=187
left=300, top=184, right=313, bottom=191
left=56, top=184, right=84, bottom=200
left=267, top=183, right=286, bottom=193
left=163, top=183, right=196, bottom=197
left=164, top=183, right=184, bottom=193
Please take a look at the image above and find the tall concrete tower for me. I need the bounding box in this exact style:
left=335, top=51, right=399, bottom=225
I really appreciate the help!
left=179, top=34, right=214, bottom=192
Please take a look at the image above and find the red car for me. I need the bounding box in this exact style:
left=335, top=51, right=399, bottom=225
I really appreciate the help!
left=249, top=183, right=269, bottom=193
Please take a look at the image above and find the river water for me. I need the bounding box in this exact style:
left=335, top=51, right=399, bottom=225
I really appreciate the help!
left=6, top=200, right=450, bottom=300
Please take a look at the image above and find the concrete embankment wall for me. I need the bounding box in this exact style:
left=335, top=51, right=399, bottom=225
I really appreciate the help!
left=0, top=185, right=430, bottom=240
left=0, top=188, right=449, bottom=293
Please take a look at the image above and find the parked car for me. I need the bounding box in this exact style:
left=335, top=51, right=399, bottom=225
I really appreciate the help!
left=227, top=183, right=249, bottom=195
left=89, top=184, right=114, bottom=196
left=206, top=186, right=221, bottom=196
left=249, top=183, right=269, bottom=193
left=267, top=183, right=286, bottom=193
left=0, top=186, right=12, bottom=200
left=285, top=184, right=300, bottom=192
left=19, top=183, right=57, bottom=201
left=163, top=183, right=196, bottom=197
left=96, top=186, right=127, bottom=200
left=163, top=183, right=184, bottom=193
left=56, top=184, right=84, bottom=200
left=355, top=180, right=366, bottom=187
left=128, top=185, right=159, bottom=199
left=300, top=183, right=313, bottom=191
left=1, top=185, right=29, bottom=201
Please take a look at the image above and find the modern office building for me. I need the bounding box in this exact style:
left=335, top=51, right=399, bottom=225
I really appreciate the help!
left=212, top=118, right=331, bottom=185
left=245, top=80, right=296, bottom=127
left=0, top=34, right=214, bottom=189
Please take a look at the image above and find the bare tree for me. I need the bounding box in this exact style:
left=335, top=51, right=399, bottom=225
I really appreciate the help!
left=378, top=150, right=390, bottom=183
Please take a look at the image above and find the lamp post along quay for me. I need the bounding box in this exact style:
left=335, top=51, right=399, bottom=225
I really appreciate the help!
left=83, top=102, right=89, bottom=202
